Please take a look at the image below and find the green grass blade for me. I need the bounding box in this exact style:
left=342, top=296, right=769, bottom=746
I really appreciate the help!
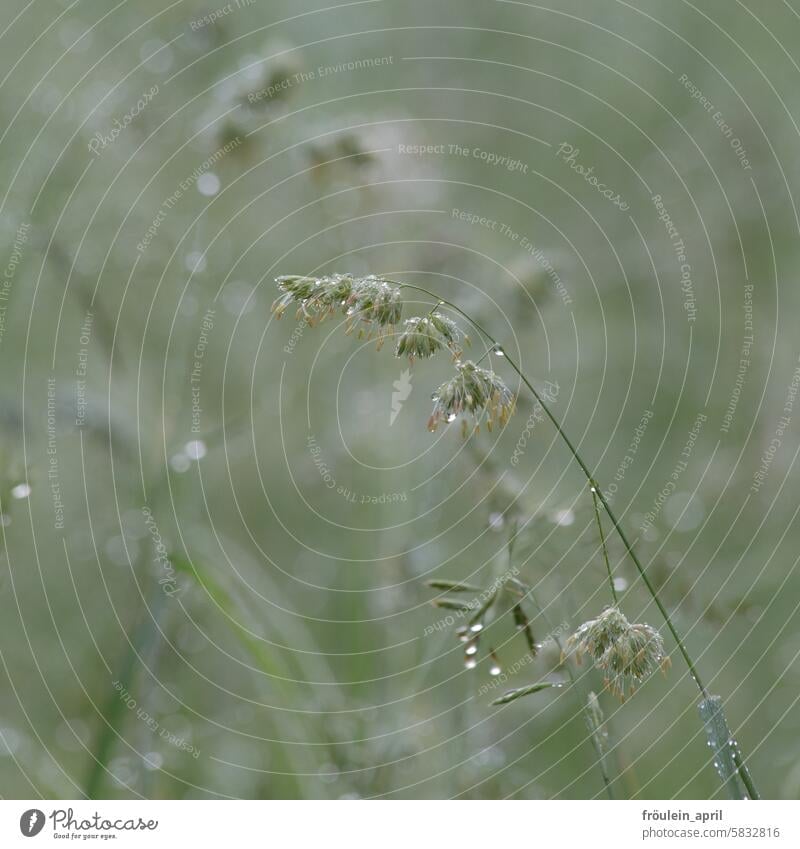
left=491, top=681, right=561, bottom=705
left=698, top=695, right=758, bottom=800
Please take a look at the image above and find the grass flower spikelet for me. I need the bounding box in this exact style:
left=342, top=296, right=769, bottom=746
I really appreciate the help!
left=395, top=311, right=466, bottom=362
left=565, top=606, right=670, bottom=700
left=428, top=360, right=515, bottom=434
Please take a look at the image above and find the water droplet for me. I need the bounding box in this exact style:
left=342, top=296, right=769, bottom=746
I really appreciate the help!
left=613, top=577, right=628, bottom=592
left=492, top=345, right=505, bottom=357
left=489, top=664, right=501, bottom=676
left=446, top=413, right=457, bottom=423
left=0, top=726, right=24, bottom=754
left=665, top=491, right=705, bottom=532
left=185, top=251, right=207, bottom=273
left=465, top=657, right=477, bottom=669
left=104, top=535, right=136, bottom=566
left=197, top=172, right=220, bottom=197
left=109, top=756, right=137, bottom=788
left=470, top=623, right=483, bottom=633
left=170, top=453, right=190, bottom=473
left=222, top=281, right=255, bottom=315
left=184, top=440, right=207, bottom=461
left=60, top=22, right=92, bottom=52
left=465, top=644, right=478, bottom=656
left=318, top=762, right=340, bottom=784
left=179, top=295, right=198, bottom=316
left=699, top=695, right=749, bottom=797
left=143, top=752, right=164, bottom=771
left=140, top=39, right=173, bottom=73
left=11, top=483, right=31, bottom=499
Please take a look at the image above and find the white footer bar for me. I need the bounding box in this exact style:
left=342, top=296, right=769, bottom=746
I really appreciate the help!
left=2, top=800, right=797, bottom=847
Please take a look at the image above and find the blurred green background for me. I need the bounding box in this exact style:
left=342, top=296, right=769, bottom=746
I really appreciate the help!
left=1, top=0, right=799, bottom=799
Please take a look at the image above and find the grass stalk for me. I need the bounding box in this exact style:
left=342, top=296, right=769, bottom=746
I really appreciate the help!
left=591, top=486, right=618, bottom=605
left=84, top=573, right=167, bottom=798
left=507, top=526, right=616, bottom=799
left=397, top=282, right=760, bottom=800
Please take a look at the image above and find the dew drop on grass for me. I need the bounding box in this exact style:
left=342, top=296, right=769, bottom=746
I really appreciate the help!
left=446, top=413, right=457, bottom=423
left=185, top=251, right=207, bottom=273
left=465, top=657, right=477, bottom=669
left=318, top=763, right=340, bottom=784
left=465, top=644, right=478, bottom=656
left=140, top=39, right=173, bottom=73
left=196, top=172, right=220, bottom=196
left=470, top=623, right=483, bottom=633
left=492, top=345, right=505, bottom=357
left=170, top=453, right=191, bottom=473
left=698, top=696, right=749, bottom=799
left=490, top=664, right=501, bottom=676
left=184, top=440, right=207, bottom=460
left=11, top=483, right=31, bottom=499
left=551, top=508, right=575, bottom=527
left=143, top=752, right=164, bottom=771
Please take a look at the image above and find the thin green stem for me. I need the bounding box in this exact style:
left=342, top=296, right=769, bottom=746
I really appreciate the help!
left=473, top=345, right=495, bottom=367
left=397, top=281, right=705, bottom=688
left=731, top=742, right=760, bottom=801
left=84, top=570, right=167, bottom=798
left=508, top=524, right=616, bottom=799
left=503, top=351, right=710, bottom=697
left=503, top=345, right=761, bottom=801
left=394, top=279, right=759, bottom=799
left=591, top=486, right=618, bottom=605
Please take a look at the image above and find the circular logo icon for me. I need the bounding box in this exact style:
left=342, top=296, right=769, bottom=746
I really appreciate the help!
left=19, top=809, right=45, bottom=837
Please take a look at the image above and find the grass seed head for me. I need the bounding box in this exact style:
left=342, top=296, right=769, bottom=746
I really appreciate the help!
left=343, top=275, right=402, bottom=348
left=272, top=275, right=516, bottom=431
left=272, top=273, right=402, bottom=347
left=428, top=360, right=516, bottom=433
left=272, top=273, right=354, bottom=323
left=395, top=312, right=466, bottom=362
left=565, top=606, right=669, bottom=700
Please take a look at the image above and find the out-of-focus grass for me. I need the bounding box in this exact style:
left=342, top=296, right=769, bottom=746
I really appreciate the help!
left=1, top=0, right=799, bottom=799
